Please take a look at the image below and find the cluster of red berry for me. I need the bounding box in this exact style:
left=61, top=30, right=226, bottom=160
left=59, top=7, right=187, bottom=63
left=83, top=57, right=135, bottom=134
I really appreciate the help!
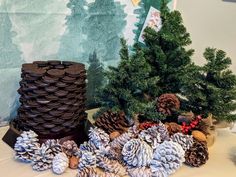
left=139, top=122, right=159, bottom=130
left=181, top=115, right=202, bottom=134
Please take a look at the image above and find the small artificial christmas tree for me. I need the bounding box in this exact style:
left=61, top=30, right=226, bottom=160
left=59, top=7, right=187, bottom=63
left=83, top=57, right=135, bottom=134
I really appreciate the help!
left=141, top=0, right=194, bottom=95
left=98, top=38, right=163, bottom=121
left=86, top=51, right=105, bottom=108
left=183, top=48, right=236, bottom=121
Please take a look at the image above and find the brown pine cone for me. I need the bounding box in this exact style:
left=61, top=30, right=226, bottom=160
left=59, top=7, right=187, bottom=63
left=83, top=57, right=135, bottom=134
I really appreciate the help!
left=185, top=139, right=209, bottom=167
left=157, top=94, right=180, bottom=116
left=95, top=111, right=131, bottom=134
left=165, top=122, right=182, bottom=136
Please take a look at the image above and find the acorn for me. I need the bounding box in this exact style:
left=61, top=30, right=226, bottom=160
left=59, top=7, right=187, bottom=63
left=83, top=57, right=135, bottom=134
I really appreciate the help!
left=69, top=156, right=79, bottom=169
left=192, top=130, right=207, bottom=142
left=109, top=131, right=121, bottom=140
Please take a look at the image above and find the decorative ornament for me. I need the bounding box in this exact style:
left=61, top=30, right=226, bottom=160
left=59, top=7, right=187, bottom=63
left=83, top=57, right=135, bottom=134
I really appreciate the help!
left=95, top=111, right=131, bottom=134
left=165, top=122, right=182, bottom=136
left=14, top=130, right=40, bottom=163
left=61, top=140, right=79, bottom=157
left=78, top=151, right=96, bottom=171
left=96, top=155, right=128, bottom=176
left=127, top=167, right=152, bottom=177
left=32, top=139, right=62, bottom=171
left=157, top=93, right=180, bottom=116
left=170, top=132, right=194, bottom=151
left=185, top=140, right=209, bottom=167
left=122, top=139, right=153, bottom=167
left=150, top=141, right=185, bottom=176
left=89, top=127, right=110, bottom=149
left=181, top=115, right=202, bottom=134
left=69, top=156, right=79, bottom=169
left=52, top=152, right=69, bottom=174
left=139, top=126, right=162, bottom=149
left=192, top=130, right=207, bottom=142
left=109, top=131, right=121, bottom=141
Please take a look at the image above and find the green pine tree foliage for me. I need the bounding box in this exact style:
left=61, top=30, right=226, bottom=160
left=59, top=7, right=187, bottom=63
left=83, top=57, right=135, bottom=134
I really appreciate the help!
left=82, top=0, right=126, bottom=61
left=0, top=7, right=24, bottom=69
left=58, top=0, right=87, bottom=61
left=98, top=38, right=163, bottom=121
left=86, top=51, right=105, bottom=109
left=141, top=0, right=194, bottom=95
left=183, top=48, right=236, bottom=121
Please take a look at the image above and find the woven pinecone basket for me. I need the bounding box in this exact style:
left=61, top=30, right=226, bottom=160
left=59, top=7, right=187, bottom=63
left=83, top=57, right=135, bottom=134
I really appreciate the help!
left=16, top=61, right=87, bottom=138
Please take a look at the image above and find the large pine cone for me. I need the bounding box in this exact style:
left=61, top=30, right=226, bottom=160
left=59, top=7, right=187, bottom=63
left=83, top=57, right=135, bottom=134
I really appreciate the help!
left=89, top=127, right=110, bottom=149
left=185, top=140, right=209, bottom=167
left=14, top=130, right=40, bottom=163
left=32, top=139, right=62, bottom=171
left=78, top=151, right=96, bottom=171
left=150, top=141, right=185, bottom=176
left=95, top=111, right=131, bottom=134
left=122, top=139, right=153, bottom=167
left=165, top=122, right=182, bottom=136
left=127, top=167, right=152, bottom=177
left=157, top=93, right=180, bottom=115
left=77, top=167, right=99, bottom=177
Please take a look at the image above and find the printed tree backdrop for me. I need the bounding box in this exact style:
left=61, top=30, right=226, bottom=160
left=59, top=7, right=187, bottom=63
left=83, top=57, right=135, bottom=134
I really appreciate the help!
left=0, top=0, right=174, bottom=125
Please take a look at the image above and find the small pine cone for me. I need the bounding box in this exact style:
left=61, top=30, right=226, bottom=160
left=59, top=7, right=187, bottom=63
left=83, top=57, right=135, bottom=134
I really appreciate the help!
left=78, top=151, right=96, bottom=171
left=96, top=155, right=128, bottom=176
left=128, top=125, right=140, bottom=138
left=89, top=127, right=110, bottom=149
left=127, top=167, right=152, bottom=177
left=95, top=110, right=131, bottom=134
left=139, top=127, right=161, bottom=149
left=171, top=132, right=194, bottom=151
left=52, top=152, right=69, bottom=174
left=122, top=139, right=153, bottom=167
left=185, top=140, right=209, bottom=167
left=150, top=141, right=185, bottom=176
left=156, top=123, right=170, bottom=141
left=62, top=140, right=79, bottom=157
left=32, top=139, right=62, bottom=171
left=14, top=130, right=40, bottom=163
left=157, top=93, right=180, bottom=115
left=110, top=132, right=132, bottom=150
left=79, top=140, right=97, bottom=154
left=165, top=122, right=182, bottom=136
left=77, top=167, right=99, bottom=177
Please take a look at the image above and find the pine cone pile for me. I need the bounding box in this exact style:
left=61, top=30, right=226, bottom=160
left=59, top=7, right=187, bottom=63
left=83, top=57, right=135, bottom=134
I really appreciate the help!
left=150, top=141, right=185, bottom=176
left=62, top=140, right=79, bottom=157
left=185, top=140, right=209, bottom=167
left=157, top=93, right=180, bottom=115
left=78, top=151, right=96, bottom=171
left=52, top=152, right=69, bottom=174
left=14, top=130, right=40, bottom=163
left=165, top=122, right=182, bottom=136
left=32, top=139, right=62, bottom=171
left=89, top=127, right=110, bottom=149
left=122, top=139, right=153, bottom=167
left=171, top=132, right=194, bottom=151
left=95, top=111, right=131, bottom=134
left=127, top=167, right=152, bottom=177
left=138, top=126, right=162, bottom=149
left=96, top=155, right=128, bottom=176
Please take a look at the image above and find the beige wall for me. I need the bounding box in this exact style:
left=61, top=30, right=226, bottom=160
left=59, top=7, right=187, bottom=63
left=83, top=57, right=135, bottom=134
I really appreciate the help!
left=176, top=0, right=236, bottom=72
